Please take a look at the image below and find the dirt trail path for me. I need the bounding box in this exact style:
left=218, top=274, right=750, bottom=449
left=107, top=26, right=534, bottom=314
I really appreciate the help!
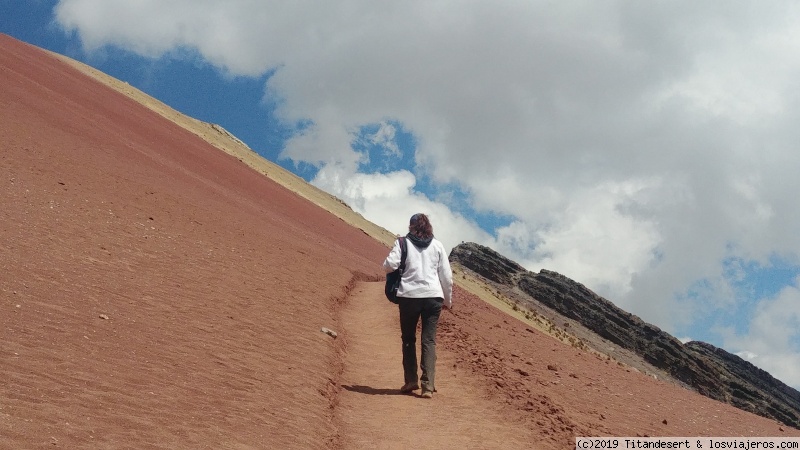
left=334, top=281, right=538, bottom=449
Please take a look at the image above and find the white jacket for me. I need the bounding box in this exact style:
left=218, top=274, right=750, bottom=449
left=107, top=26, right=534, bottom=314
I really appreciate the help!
left=383, top=236, right=453, bottom=308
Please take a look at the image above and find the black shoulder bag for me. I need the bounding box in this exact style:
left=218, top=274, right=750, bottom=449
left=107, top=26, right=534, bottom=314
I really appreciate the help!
left=384, top=237, right=407, bottom=304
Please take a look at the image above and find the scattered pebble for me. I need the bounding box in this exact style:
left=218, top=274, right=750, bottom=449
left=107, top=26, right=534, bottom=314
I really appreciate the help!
left=320, top=327, right=337, bottom=338
left=99, top=314, right=109, bottom=320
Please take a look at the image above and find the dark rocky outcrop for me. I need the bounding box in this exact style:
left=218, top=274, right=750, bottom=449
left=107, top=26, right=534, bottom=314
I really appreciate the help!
left=450, top=242, right=527, bottom=285
left=450, top=242, right=800, bottom=429
left=685, top=341, right=800, bottom=428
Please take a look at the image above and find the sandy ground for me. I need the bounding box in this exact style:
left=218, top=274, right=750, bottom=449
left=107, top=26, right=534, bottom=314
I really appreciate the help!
left=335, top=282, right=538, bottom=449
left=2, top=33, right=799, bottom=449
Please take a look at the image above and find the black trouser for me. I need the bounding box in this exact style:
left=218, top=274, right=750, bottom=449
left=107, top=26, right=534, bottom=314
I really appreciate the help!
left=398, top=297, right=443, bottom=392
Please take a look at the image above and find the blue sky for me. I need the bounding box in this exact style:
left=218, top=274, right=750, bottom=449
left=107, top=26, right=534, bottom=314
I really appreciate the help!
left=3, top=0, right=800, bottom=388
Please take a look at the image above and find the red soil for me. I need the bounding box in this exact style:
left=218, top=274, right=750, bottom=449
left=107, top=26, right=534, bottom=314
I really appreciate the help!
left=1, top=33, right=385, bottom=449
left=2, top=34, right=797, bottom=449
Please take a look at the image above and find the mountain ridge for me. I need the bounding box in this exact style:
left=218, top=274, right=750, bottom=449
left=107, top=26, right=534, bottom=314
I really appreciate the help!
left=450, top=241, right=800, bottom=429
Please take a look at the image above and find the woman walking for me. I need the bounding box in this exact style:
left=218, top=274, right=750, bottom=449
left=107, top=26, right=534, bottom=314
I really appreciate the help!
left=383, top=213, right=453, bottom=398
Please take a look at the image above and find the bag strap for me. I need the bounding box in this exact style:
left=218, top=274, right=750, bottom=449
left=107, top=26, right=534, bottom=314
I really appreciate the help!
left=398, top=237, right=407, bottom=273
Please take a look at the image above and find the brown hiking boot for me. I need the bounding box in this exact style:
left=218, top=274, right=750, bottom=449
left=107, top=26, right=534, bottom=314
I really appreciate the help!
left=400, top=382, right=419, bottom=393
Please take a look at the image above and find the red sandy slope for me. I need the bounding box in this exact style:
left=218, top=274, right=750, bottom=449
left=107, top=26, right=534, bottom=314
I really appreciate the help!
left=2, top=34, right=797, bottom=449
left=1, top=33, right=386, bottom=449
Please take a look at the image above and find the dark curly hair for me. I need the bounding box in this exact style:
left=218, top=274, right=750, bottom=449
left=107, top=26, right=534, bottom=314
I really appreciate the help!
left=408, top=213, right=434, bottom=239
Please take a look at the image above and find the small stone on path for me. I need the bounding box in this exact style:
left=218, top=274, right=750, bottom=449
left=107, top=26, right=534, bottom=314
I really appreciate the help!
left=320, top=327, right=337, bottom=338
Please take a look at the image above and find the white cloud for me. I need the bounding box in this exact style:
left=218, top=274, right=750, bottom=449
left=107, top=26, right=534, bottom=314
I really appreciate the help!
left=723, top=280, right=800, bottom=388
left=280, top=109, right=363, bottom=169
left=528, top=180, right=663, bottom=301
left=367, top=122, right=400, bottom=158
left=55, top=0, right=800, bottom=387
left=311, top=164, right=491, bottom=251
left=735, top=351, right=758, bottom=361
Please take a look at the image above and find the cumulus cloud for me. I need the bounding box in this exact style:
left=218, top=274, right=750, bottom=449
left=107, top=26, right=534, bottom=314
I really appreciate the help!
left=54, top=0, right=800, bottom=386
left=312, top=165, right=491, bottom=251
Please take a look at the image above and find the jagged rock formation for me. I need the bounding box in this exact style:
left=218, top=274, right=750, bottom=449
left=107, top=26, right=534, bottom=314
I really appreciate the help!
left=450, top=242, right=800, bottom=429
